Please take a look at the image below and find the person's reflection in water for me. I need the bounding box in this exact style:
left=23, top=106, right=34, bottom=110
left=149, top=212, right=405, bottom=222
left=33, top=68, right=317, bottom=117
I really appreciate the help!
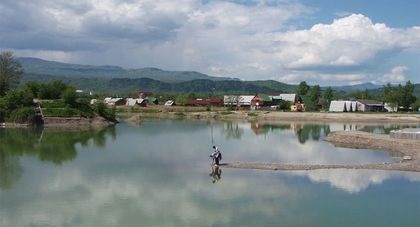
left=210, top=165, right=222, bottom=183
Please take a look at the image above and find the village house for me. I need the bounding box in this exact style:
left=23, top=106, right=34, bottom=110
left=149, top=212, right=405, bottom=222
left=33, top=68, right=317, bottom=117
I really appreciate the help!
left=185, top=97, right=223, bottom=107
left=356, top=100, right=385, bottom=112
left=224, top=95, right=255, bottom=109
left=164, top=100, right=176, bottom=106
left=104, top=97, right=125, bottom=106
left=269, top=93, right=304, bottom=111
left=126, top=98, right=148, bottom=107
left=251, top=94, right=272, bottom=110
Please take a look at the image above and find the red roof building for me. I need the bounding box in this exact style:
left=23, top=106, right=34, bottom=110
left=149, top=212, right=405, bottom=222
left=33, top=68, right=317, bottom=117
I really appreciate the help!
left=185, top=97, right=223, bottom=106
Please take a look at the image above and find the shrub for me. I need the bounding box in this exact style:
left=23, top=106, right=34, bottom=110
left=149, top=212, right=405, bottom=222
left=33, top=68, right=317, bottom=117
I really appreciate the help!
left=43, top=107, right=80, bottom=117
left=8, top=107, right=36, bottom=124
left=247, top=112, right=258, bottom=117
left=94, top=102, right=116, bottom=122
left=219, top=111, right=233, bottom=115
left=63, top=87, right=77, bottom=107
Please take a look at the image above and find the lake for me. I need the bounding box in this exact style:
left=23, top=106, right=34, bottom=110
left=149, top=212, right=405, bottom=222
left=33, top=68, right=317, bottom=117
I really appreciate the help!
left=0, top=120, right=419, bottom=227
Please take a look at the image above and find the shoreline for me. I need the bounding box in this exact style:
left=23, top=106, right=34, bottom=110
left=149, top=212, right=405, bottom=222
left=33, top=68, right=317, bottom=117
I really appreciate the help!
left=1, top=116, right=117, bottom=128
left=119, top=109, right=420, bottom=124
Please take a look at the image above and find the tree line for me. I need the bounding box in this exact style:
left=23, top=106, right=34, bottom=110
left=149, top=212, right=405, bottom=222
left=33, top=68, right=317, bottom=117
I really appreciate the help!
left=0, top=51, right=116, bottom=124
left=295, top=80, right=419, bottom=111
left=1, top=51, right=419, bottom=117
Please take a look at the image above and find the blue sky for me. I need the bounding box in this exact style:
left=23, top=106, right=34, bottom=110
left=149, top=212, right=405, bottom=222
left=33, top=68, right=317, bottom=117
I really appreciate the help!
left=300, top=0, right=420, bottom=27
left=0, top=0, right=419, bottom=85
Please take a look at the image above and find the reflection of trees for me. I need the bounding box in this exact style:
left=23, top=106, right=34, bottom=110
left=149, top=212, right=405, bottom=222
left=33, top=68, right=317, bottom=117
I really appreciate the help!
left=295, top=124, right=330, bottom=144
left=0, top=153, right=22, bottom=190
left=0, top=126, right=116, bottom=190
left=250, top=122, right=291, bottom=135
left=248, top=122, right=331, bottom=144
left=224, top=121, right=244, bottom=139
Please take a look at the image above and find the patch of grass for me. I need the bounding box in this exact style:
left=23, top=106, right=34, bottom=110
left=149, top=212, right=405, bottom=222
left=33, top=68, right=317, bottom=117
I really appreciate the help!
left=174, top=112, right=185, bottom=117
left=247, top=112, right=258, bottom=117
left=43, top=107, right=81, bottom=117
left=219, top=111, right=234, bottom=115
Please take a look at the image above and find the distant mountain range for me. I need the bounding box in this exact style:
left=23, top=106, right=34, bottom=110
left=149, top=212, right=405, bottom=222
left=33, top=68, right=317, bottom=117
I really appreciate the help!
left=18, top=57, right=235, bottom=83
left=334, top=82, right=382, bottom=92
left=17, top=57, right=419, bottom=96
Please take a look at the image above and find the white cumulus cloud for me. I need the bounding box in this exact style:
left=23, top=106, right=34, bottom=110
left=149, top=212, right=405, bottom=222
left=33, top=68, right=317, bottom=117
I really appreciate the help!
left=377, top=66, right=408, bottom=84
left=1, top=1, right=420, bottom=85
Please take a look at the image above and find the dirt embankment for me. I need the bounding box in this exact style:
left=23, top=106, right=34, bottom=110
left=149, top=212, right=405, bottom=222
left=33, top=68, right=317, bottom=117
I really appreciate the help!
left=42, top=116, right=116, bottom=128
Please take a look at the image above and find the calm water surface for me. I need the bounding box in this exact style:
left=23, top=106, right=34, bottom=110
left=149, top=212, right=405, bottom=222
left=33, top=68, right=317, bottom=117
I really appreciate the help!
left=0, top=120, right=419, bottom=227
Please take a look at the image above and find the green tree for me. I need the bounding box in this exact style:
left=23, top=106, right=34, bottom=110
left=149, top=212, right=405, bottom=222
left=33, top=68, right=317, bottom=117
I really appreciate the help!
left=383, top=81, right=417, bottom=111
left=296, top=81, right=310, bottom=96
left=310, top=85, right=321, bottom=104
left=323, top=87, right=334, bottom=107
left=63, top=87, right=77, bottom=107
left=361, top=89, right=373, bottom=100
left=383, top=83, right=399, bottom=109
left=22, top=81, right=41, bottom=98
left=0, top=52, right=23, bottom=96
left=400, top=81, right=416, bottom=110
left=412, top=99, right=420, bottom=112
left=38, top=80, right=68, bottom=99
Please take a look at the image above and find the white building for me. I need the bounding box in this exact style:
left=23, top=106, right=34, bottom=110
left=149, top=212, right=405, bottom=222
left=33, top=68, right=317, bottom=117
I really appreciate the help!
left=329, top=101, right=358, bottom=112
left=223, top=95, right=255, bottom=107
left=269, top=94, right=299, bottom=103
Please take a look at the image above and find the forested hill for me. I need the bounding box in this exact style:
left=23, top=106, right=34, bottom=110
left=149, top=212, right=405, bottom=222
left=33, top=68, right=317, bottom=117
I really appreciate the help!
left=17, top=57, right=419, bottom=96
left=108, top=78, right=297, bottom=94
left=18, top=57, right=235, bottom=83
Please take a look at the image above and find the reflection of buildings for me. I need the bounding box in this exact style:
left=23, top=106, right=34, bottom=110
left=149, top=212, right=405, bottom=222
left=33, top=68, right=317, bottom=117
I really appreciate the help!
left=329, top=123, right=360, bottom=132
left=224, top=121, right=244, bottom=139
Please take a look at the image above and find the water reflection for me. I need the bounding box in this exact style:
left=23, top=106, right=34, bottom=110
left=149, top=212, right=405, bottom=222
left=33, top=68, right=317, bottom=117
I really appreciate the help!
left=250, top=122, right=334, bottom=143
left=224, top=121, right=244, bottom=139
left=293, top=169, right=420, bottom=194
left=358, top=124, right=420, bottom=134
left=247, top=121, right=420, bottom=142
left=209, top=165, right=222, bottom=183
left=0, top=154, right=22, bottom=190
left=0, top=122, right=419, bottom=226
left=0, top=126, right=116, bottom=190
